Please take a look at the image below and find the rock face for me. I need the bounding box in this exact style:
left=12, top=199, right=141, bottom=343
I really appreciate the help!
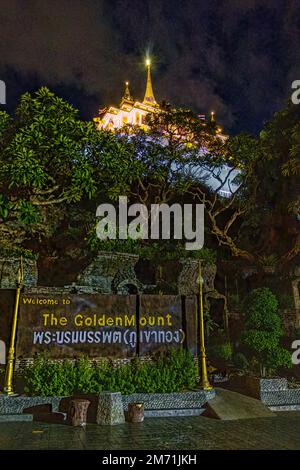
left=0, top=252, right=217, bottom=296
left=77, top=251, right=143, bottom=294
left=178, top=259, right=217, bottom=295
left=0, top=257, right=38, bottom=288
left=96, top=392, right=125, bottom=425
left=76, top=252, right=217, bottom=296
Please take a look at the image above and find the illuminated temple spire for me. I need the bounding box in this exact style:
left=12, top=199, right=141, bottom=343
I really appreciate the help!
left=143, top=59, right=157, bottom=106
left=122, top=81, right=133, bottom=102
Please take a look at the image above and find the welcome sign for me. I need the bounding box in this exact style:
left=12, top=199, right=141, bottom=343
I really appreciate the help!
left=15, top=294, right=194, bottom=359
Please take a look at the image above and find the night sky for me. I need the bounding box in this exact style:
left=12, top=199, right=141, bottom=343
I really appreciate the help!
left=0, top=0, right=300, bottom=134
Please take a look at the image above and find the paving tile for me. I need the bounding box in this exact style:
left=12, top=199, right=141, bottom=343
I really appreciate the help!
left=0, top=414, right=300, bottom=449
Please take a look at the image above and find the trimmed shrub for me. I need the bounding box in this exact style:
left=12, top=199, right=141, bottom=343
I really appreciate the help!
left=23, top=349, right=198, bottom=397
left=212, top=342, right=233, bottom=361
left=242, top=287, right=292, bottom=375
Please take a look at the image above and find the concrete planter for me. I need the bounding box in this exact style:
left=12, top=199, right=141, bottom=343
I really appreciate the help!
left=0, top=395, right=61, bottom=414
left=238, top=376, right=288, bottom=399
left=0, top=390, right=215, bottom=421
left=122, top=390, right=215, bottom=411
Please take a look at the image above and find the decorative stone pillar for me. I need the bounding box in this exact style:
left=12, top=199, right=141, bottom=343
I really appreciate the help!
left=96, top=392, right=125, bottom=425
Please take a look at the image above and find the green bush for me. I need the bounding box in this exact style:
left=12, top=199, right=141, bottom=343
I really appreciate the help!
left=0, top=245, right=38, bottom=260
left=186, top=247, right=217, bottom=265
left=242, top=287, right=292, bottom=375
left=24, top=349, right=198, bottom=397
left=24, top=357, right=76, bottom=396
left=212, top=342, right=233, bottom=361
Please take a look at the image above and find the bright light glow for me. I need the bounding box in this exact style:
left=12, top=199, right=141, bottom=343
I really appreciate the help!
left=146, top=58, right=151, bottom=66
left=211, top=111, right=215, bottom=115
left=125, top=81, right=129, bottom=85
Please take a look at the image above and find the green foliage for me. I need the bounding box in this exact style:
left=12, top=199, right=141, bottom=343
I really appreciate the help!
left=265, top=347, right=292, bottom=372
left=244, top=330, right=280, bottom=352
left=0, top=91, right=298, bottom=266
left=183, top=247, right=217, bottom=265
left=17, top=201, right=39, bottom=224
left=204, top=310, right=218, bottom=335
left=24, top=357, right=76, bottom=396
left=86, top=226, right=140, bottom=254
left=0, top=87, right=112, bottom=250
left=0, top=245, right=38, bottom=260
left=233, top=352, right=249, bottom=370
left=142, top=242, right=216, bottom=264
left=211, top=342, right=233, bottom=361
left=86, top=222, right=217, bottom=265
left=242, top=288, right=292, bottom=375
left=0, top=193, right=12, bottom=220
left=23, top=349, right=198, bottom=397
left=244, top=288, right=281, bottom=332
left=0, top=88, right=97, bottom=197
left=259, top=254, right=279, bottom=267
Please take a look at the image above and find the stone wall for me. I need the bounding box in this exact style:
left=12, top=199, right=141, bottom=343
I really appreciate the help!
left=178, top=260, right=216, bottom=295
left=0, top=253, right=218, bottom=296
left=0, top=257, right=38, bottom=288
left=0, top=390, right=215, bottom=417
left=76, top=251, right=217, bottom=296
left=122, top=390, right=215, bottom=411
left=76, top=251, right=144, bottom=293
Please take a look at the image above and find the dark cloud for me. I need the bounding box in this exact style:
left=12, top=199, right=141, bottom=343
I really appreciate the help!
left=0, top=0, right=299, bottom=133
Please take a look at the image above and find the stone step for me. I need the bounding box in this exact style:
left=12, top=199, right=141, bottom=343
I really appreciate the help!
left=144, top=408, right=204, bottom=418
left=203, top=388, right=274, bottom=420
left=269, top=405, right=300, bottom=411
left=0, top=414, right=33, bottom=422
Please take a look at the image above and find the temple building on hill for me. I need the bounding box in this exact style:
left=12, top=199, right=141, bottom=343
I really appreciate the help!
left=93, top=59, right=237, bottom=197
left=94, top=60, right=160, bottom=131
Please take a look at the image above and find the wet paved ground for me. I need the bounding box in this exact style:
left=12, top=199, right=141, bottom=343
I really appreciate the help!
left=0, top=412, right=300, bottom=450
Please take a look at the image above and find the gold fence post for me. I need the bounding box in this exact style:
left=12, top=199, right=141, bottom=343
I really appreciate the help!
left=3, top=256, right=24, bottom=395
left=198, top=260, right=212, bottom=391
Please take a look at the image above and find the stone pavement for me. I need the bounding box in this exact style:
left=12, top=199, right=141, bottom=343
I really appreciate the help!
left=0, top=412, right=300, bottom=450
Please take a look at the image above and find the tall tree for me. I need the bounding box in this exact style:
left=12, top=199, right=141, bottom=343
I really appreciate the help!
left=0, top=88, right=100, bottom=248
